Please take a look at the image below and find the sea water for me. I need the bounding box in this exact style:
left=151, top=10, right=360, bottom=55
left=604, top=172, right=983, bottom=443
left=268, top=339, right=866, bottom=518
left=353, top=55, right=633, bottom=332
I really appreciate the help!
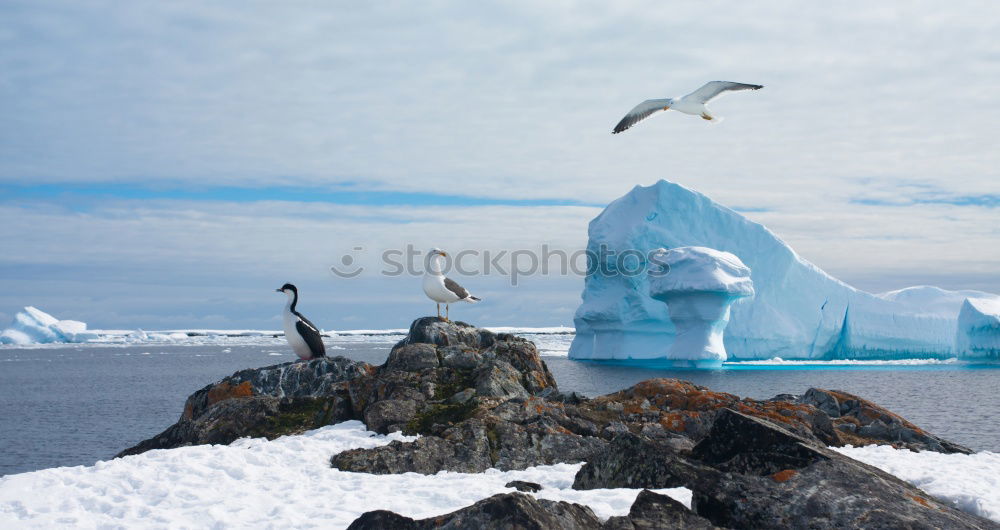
left=1, top=335, right=997, bottom=476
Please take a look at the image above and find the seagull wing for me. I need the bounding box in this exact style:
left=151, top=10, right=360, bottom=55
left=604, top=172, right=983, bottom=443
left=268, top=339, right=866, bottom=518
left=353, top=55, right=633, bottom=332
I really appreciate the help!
left=612, top=99, right=672, bottom=134
left=444, top=277, right=471, bottom=300
left=294, top=315, right=326, bottom=358
left=683, top=81, right=763, bottom=104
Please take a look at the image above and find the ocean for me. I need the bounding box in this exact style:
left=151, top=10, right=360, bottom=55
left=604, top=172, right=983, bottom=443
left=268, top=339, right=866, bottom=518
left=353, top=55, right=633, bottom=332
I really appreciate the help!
left=1, top=333, right=998, bottom=476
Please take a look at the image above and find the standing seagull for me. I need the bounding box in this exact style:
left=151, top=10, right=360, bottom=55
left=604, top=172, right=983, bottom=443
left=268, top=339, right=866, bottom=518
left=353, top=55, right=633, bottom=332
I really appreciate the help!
left=423, top=249, right=481, bottom=321
left=612, top=81, right=763, bottom=133
left=275, top=283, right=326, bottom=360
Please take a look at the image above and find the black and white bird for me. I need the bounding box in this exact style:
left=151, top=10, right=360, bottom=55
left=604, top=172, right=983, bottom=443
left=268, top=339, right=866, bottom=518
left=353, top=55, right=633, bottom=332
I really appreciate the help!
left=612, top=81, right=763, bottom=133
left=276, top=283, right=326, bottom=360
left=422, top=249, right=481, bottom=321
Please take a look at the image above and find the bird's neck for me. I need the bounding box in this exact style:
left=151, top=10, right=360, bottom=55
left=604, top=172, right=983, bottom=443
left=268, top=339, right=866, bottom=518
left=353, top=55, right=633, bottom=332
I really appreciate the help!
left=285, top=292, right=298, bottom=313
left=427, top=257, right=445, bottom=276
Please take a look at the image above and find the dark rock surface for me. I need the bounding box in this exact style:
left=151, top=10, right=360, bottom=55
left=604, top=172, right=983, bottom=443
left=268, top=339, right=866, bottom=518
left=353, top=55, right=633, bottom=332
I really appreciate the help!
left=347, top=491, right=720, bottom=530
left=578, top=409, right=995, bottom=529
left=119, top=317, right=995, bottom=528
left=603, top=490, right=720, bottom=530
left=117, top=357, right=371, bottom=456
left=505, top=480, right=542, bottom=493
left=347, top=493, right=603, bottom=530
left=691, top=408, right=829, bottom=475
left=573, top=433, right=710, bottom=490
left=799, top=387, right=971, bottom=453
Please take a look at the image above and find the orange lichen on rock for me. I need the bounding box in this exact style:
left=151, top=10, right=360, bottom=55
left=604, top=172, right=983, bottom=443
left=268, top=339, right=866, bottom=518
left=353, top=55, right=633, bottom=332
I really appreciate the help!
left=658, top=411, right=692, bottom=433
left=206, top=381, right=254, bottom=408
left=825, top=389, right=928, bottom=435
left=623, top=400, right=647, bottom=415
left=613, top=379, right=739, bottom=412
left=771, top=469, right=797, bottom=482
left=908, top=494, right=931, bottom=508
left=736, top=401, right=817, bottom=434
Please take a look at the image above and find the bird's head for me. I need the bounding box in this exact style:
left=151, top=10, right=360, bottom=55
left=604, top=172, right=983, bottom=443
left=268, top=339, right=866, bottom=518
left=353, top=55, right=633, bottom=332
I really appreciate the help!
left=429, top=248, right=447, bottom=258
left=275, top=283, right=297, bottom=294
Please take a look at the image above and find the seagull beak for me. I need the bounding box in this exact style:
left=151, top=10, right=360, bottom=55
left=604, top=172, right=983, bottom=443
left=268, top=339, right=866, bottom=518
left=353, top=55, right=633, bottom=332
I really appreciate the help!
left=440, top=252, right=448, bottom=257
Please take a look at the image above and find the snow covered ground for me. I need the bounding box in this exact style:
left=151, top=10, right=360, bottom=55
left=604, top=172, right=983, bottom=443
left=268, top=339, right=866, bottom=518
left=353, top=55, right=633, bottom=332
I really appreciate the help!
left=835, top=445, right=1000, bottom=522
left=0, top=421, right=690, bottom=528
left=1, top=422, right=996, bottom=528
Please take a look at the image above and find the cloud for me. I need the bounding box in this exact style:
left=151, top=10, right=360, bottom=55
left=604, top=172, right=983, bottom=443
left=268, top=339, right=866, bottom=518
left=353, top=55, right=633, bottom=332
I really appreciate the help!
left=0, top=2, right=997, bottom=327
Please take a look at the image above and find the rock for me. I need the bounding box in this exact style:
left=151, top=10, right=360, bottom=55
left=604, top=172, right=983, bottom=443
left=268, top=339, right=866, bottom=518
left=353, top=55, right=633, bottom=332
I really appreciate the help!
left=691, top=408, right=828, bottom=476
left=117, top=395, right=352, bottom=457
left=399, top=316, right=496, bottom=350
left=346, top=510, right=418, bottom=529
left=449, top=388, right=475, bottom=404
left=691, top=458, right=993, bottom=529
left=573, top=433, right=711, bottom=490
left=603, top=490, right=720, bottom=530
left=505, top=480, right=542, bottom=493
left=591, top=378, right=838, bottom=446
left=801, top=387, right=840, bottom=418
left=117, top=358, right=368, bottom=457
left=440, top=345, right=482, bottom=369
left=117, top=316, right=996, bottom=528
left=475, top=359, right=530, bottom=398
left=686, top=409, right=993, bottom=529
left=384, top=343, right=439, bottom=372
left=797, top=388, right=971, bottom=453
left=182, top=356, right=373, bottom=422
left=333, top=419, right=493, bottom=474
left=347, top=493, right=603, bottom=530
left=362, top=399, right=419, bottom=434
left=119, top=317, right=976, bottom=525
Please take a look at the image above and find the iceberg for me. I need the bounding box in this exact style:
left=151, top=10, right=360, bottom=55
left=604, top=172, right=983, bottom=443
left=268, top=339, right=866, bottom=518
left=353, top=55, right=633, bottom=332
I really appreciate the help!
left=569, top=181, right=1000, bottom=361
left=0, top=306, right=100, bottom=345
left=956, top=298, right=1000, bottom=360
left=647, top=246, right=754, bottom=364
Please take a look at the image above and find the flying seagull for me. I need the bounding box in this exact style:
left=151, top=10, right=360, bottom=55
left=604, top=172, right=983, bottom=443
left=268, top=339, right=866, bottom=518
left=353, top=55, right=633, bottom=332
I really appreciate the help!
left=612, top=81, right=763, bottom=133
left=276, top=283, right=326, bottom=360
left=423, top=248, right=481, bottom=321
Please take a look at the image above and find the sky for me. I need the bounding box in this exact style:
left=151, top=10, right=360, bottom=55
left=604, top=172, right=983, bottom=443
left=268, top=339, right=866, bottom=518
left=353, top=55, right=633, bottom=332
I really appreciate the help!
left=1, top=1, right=998, bottom=330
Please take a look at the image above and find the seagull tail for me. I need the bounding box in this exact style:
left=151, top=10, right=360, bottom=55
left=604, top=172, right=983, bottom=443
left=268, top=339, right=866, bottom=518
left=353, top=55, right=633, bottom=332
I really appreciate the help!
left=465, top=295, right=482, bottom=303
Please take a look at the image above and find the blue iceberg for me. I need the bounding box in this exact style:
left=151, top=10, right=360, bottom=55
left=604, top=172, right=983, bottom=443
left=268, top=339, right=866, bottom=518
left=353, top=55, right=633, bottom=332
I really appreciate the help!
left=568, top=181, right=999, bottom=361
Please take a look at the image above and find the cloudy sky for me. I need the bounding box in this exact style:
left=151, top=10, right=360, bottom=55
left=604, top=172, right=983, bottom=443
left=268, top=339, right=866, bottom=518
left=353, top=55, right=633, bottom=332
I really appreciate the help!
left=1, top=1, right=997, bottom=330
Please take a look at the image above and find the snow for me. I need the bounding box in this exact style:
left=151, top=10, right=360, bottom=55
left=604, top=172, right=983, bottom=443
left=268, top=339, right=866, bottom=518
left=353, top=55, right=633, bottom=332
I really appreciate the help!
left=569, top=181, right=1000, bottom=361
left=0, top=421, right=690, bottom=528
left=648, top=247, right=754, bottom=297
left=834, top=445, right=1000, bottom=523
left=956, top=297, right=1000, bottom=360
left=0, top=307, right=99, bottom=345
left=877, top=286, right=997, bottom=317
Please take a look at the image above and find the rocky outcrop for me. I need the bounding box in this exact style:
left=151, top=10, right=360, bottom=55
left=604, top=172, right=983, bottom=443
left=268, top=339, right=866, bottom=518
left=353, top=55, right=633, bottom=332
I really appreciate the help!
left=505, top=480, right=542, bottom=493
left=118, top=317, right=992, bottom=527
left=347, top=491, right=720, bottom=530
left=799, top=387, right=970, bottom=453
left=347, top=493, right=604, bottom=529
left=117, top=356, right=372, bottom=456
left=603, top=490, right=720, bottom=530
left=578, top=409, right=994, bottom=529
